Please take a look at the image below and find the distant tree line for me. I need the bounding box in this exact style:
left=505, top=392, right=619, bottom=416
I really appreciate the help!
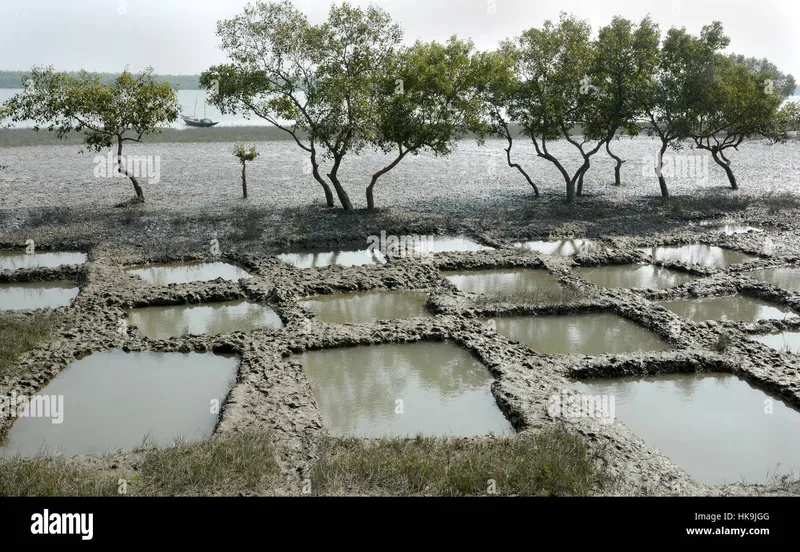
left=0, top=70, right=201, bottom=90
left=2, top=1, right=799, bottom=208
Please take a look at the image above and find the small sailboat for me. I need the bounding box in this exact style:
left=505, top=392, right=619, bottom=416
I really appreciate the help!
left=182, top=95, right=218, bottom=128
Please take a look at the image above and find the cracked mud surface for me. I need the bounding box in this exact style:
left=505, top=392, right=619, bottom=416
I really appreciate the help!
left=2, top=190, right=800, bottom=496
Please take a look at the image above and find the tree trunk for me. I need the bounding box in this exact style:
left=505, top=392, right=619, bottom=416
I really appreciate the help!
left=504, top=135, right=539, bottom=197
left=605, top=140, right=624, bottom=186
left=712, top=150, right=738, bottom=189
left=241, top=162, right=248, bottom=199
left=309, top=146, right=334, bottom=207
left=566, top=178, right=576, bottom=203
left=576, top=157, right=591, bottom=196
left=116, top=139, right=144, bottom=202
left=366, top=148, right=408, bottom=210
left=327, top=156, right=353, bottom=211
left=656, top=140, right=669, bottom=198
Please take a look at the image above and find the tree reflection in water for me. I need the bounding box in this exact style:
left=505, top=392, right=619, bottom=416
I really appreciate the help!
left=126, top=300, right=282, bottom=339
left=297, top=342, right=512, bottom=438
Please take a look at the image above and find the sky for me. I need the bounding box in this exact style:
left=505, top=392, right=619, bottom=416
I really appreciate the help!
left=0, top=0, right=797, bottom=79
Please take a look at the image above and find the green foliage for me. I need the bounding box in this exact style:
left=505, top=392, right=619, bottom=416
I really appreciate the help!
left=233, top=142, right=259, bottom=163
left=1, top=67, right=180, bottom=145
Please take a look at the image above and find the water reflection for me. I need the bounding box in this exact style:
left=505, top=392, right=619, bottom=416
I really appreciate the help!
left=0, top=251, right=86, bottom=270
left=125, top=261, right=252, bottom=285
left=300, top=291, right=432, bottom=324
left=443, top=268, right=562, bottom=295
left=573, top=264, right=696, bottom=289
left=298, top=342, right=513, bottom=437
left=485, top=313, right=670, bottom=355
left=126, top=300, right=283, bottom=339
left=1, top=350, right=238, bottom=457
left=752, top=331, right=800, bottom=354
left=574, top=373, right=800, bottom=485
left=0, top=281, right=79, bottom=310
left=746, top=267, right=800, bottom=293
left=278, top=249, right=386, bottom=269
left=514, top=239, right=607, bottom=256
left=639, top=245, right=755, bottom=268
left=657, top=295, right=797, bottom=322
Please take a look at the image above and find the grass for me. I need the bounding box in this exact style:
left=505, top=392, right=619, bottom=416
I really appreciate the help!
left=0, top=457, right=119, bottom=497
left=0, top=311, right=62, bottom=376
left=0, top=429, right=281, bottom=497
left=661, top=195, right=751, bottom=214
left=24, top=207, right=75, bottom=228
left=472, top=287, right=591, bottom=307
left=311, top=426, right=613, bottom=496
left=764, top=191, right=800, bottom=214
left=713, top=331, right=733, bottom=353
left=137, top=429, right=280, bottom=496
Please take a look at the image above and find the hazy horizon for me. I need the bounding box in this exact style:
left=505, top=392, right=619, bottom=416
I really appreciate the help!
left=0, top=0, right=797, bottom=79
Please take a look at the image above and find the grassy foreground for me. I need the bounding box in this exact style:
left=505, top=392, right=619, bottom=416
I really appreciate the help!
left=1, top=427, right=611, bottom=496
left=311, top=427, right=612, bottom=496
left=0, top=430, right=280, bottom=497
left=473, top=287, right=592, bottom=307
left=0, top=311, right=62, bottom=376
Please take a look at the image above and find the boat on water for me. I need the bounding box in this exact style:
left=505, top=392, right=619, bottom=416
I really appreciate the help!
left=182, top=95, right=218, bottom=128
left=181, top=115, right=218, bottom=127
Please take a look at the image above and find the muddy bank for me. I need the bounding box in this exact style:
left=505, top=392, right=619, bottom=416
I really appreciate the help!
left=2, top=194, right=800, bottom=496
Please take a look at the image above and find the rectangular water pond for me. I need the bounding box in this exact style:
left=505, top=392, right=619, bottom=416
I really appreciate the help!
left=656, top=295, right=797, bottom=322
left=126, top=300, right=283, bottom=339
left=297, top=342, right=513, bottom=437
left=573, top=373, right=800, bottom=485
left=0, top=350, right=238, bottom=457
left=484, top=313, right=670, bottom=355
left=746, top=267, right=800, bottom=293
left=514, top=239, right=607, bottom=256
left=0, top=281, right=79, bottom=310
left=639, top=244, right=756, bottom=268
left=0, top=251, right=86, bottom=270
left=573, top=264, right=696, bottom=290
left=278, top=249, right=386, bottom=269
left=299, top=291, right=432, bottom=324
left=126, top=261, right=252, bottom=285
left=751, top=331, right=800, bottom=354
left=443, top=268, right=562, bottom=295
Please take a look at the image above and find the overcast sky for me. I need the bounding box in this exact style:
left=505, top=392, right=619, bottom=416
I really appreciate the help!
left=1, top=0, right=797, bottom=79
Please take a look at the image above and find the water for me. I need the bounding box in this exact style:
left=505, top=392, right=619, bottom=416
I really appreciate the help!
left=657, top=295, right=797, bottom=322
left=751, top=332, right=800, bottom=354
left=573, top=373, right=800, bottom=485
left=485, top=313, right=670, bottom=355
left=698, top=220, right=762, bottom=235
left=0, top=251, right=86, bottom=270
left=443, top=268, right=562, bottom=295
left=423, top=236, right=493, bottom=254
left=278, top=249, right=386, bottom=269
left=0, top=89, right=268, bottom=129
left=125, top=261, right=252, bottom=285
left=514, top=239, right=607, bottom=256
left=0, top=350, right=238, bottom=457
left=639, top=245, right=756, bottom=268
left=746, top=267, right=800, bottom=293
left=3, top=135, right=799, bottom=211
left=299, top=291, right=432, bottom=324
left=0, top=281, right=79, bottom=310
left=126, top=300, right=283, bottom=339
left=297, top=342, right=513, bottom=437
left=573, top=264, right=696, bottom=289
